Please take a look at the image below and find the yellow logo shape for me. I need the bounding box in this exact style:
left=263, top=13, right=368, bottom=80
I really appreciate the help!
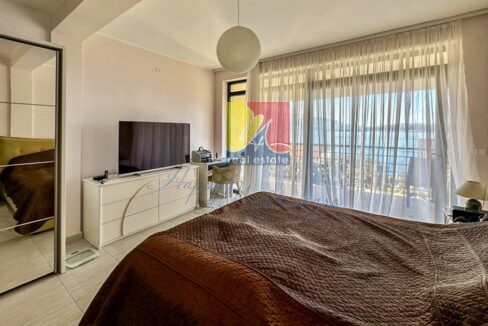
left=227, top=102, right=263, bottom=152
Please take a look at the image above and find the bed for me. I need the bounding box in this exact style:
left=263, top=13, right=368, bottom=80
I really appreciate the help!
left=81, top=191, right=488, bottom=325
left=0, top=136, right=55, bottom=234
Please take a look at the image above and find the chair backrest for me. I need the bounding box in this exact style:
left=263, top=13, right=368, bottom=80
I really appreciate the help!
left=226, top=163, right=241, bottom=181
left=212, top=163, right=241, bottom=184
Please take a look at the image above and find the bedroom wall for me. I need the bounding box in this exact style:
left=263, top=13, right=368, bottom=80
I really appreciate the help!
left=462, top=14, right=488, bottom=186
left=81, top=33, right=214, bottom=178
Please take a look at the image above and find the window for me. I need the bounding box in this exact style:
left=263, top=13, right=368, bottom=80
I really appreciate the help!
left=227, top=79, right=246, bottom=102
left=226, top=79, right=247, bottom=189
left=226, top=79, right=247, bottom=154
left=243, top=41, right=458, bottom=223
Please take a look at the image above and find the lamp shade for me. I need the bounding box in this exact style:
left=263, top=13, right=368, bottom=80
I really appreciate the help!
left=216, top=26, right=261, bottom=73
left=455, top=180, right=486, bottom=200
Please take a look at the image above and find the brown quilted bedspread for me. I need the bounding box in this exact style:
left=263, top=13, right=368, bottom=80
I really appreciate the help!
left=81, top=192, right=488, bottom=325
left=0, top=150, right=54, bottom=234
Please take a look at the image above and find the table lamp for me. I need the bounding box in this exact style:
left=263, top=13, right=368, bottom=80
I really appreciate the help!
left=455, top=180, right=486, bottom=211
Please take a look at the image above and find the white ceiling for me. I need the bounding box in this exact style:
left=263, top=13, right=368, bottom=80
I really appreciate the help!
left=8, top=0, right=64, bottom=14
left=91, top=1, right=488, bottom=69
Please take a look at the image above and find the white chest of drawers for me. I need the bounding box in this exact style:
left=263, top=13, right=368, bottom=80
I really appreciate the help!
left=82, top=166, right=199, bottom=248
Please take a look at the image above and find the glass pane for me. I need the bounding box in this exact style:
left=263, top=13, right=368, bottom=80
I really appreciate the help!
left=0, top=219, right=54, bottom=293
left=0, top=35, right=57, bottom=293
left=230, top=82, right=246, bottom=92
left=0, top=38, right=57, bottom=105
left=229, top=95, right=246, bottom=102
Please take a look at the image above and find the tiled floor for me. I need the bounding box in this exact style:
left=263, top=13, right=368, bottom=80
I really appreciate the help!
left=0, top=208, right=215, bottom=326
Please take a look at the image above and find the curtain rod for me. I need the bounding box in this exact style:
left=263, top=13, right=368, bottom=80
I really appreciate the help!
left=213, top=8, right=488, bottom=71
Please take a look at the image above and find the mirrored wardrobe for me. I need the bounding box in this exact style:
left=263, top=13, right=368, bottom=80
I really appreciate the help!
left=0, top=34, right=62, bottom=293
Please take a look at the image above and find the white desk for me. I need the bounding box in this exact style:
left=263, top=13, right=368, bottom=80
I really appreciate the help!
left=192, top=160, right=228, bottom=207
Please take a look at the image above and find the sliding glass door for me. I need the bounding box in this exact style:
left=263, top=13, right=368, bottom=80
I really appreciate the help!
left=242, top=23, right=470, bottom=224
left=246, top=76, right=450, bottom=223
left=307, top=83, right=448, bottom=222
left=0, top=34, right=62, bottom=293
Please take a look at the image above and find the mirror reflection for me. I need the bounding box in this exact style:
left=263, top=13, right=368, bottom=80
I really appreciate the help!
left=0, top=36, right=57, bottom=293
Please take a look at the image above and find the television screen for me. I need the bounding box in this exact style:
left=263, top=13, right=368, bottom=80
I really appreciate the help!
left=118, top=121, right=190, bottom=175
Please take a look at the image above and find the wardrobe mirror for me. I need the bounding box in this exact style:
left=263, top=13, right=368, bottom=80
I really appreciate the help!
left=0, top=35, right=58, bottom=293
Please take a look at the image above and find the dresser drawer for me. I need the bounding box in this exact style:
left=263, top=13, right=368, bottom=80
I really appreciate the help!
left=101, top=178, right=159, bottom=205
left=101, top=191, right=159, bottom=224
left=159, top=194, right=197, bottom=222
left=159, top=168, right=197, bottom=189
left=101, top=207, right=158, bottom=244
left=159, top=184, right=196, bottom=204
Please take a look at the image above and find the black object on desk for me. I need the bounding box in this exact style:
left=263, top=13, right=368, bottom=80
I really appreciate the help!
left=93, top=170, right=108, bottom=182
left=452, top=206, right=486, bottom=223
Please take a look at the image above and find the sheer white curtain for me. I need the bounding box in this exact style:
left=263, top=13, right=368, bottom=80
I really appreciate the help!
left=245, top=22, right=477, bottom=223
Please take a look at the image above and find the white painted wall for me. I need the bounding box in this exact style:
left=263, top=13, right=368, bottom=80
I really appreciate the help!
left=81, top=34, right=214, bottom=179
left=51, top=32, right=83, bottom=238
left=50, top=0, right=143, bottom=238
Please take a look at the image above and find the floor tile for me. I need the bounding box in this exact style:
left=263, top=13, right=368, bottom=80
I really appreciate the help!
left=0, top=275, right=82, bottom=326
left=76, top=287, right=99, bottom=312
left=58, top=244, right=117, bottom=305
left=103, top=231, right=148, bottom=262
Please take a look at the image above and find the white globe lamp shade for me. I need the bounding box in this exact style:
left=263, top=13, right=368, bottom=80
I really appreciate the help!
left=217, top=26, right=261, bottom=73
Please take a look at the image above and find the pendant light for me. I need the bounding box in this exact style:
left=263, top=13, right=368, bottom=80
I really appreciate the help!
left=216, top=0, right=261, bottom=73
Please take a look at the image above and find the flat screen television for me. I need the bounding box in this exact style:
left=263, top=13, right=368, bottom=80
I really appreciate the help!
left=118, top=121, right=190, bottom=175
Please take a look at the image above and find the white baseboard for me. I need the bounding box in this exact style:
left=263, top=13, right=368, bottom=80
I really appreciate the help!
left=66, top=232, right=83, bottom=243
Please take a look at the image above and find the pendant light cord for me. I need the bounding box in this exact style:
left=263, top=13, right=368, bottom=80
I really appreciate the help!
left=237, top=0, right=240, bottom=26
